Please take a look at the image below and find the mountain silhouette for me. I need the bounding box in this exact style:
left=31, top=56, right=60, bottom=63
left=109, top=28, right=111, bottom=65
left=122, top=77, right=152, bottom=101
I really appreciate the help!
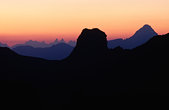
left=12, top=40, right=50, bottom=48
left=1, top=28, right=169, bottom=109
left=108, top=24, right=158, bottom=49
left=12, top=43, right=73, bottom=60
left=12, top=38, right=75, bottom=48
left=68, top=28, right=108, bottom=61
left=12, top=39, right=59, bottom=48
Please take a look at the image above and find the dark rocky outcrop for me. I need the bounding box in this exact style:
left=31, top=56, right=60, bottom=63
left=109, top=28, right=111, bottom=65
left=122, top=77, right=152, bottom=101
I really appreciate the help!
left=68, top=28, right=108, bottom=61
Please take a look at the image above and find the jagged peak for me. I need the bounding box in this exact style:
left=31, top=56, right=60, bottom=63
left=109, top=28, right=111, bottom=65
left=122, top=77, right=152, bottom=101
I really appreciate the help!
left=129, top=24, right=158, bottom=40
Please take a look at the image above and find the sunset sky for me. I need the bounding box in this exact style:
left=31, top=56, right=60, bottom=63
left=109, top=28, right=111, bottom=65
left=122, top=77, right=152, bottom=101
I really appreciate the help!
left=0, top=0, right=169, bottom=46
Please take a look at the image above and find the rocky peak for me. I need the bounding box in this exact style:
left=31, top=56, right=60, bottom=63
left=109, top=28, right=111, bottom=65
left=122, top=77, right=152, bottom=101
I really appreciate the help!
left=76, top=28, right=107, bottom=50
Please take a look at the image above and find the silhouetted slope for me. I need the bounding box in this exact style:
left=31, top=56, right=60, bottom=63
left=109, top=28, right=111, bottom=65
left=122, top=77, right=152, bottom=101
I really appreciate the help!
left=12, top=43, right=73, bottom=60
left=131, top=33, right=169, bottom=70
left=0, top=47, right=50, bottom=77
left=0, top=47, right=18, bottom=57
left=108, top=24, right=158, bottom=49
left=130, top=33, right=169, bottom=93
left=135, top=33, right=169, bottom=50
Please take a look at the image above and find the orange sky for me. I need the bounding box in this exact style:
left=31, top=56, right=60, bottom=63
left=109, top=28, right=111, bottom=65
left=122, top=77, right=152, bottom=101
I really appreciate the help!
left=0, top=0, right=169, bottom=46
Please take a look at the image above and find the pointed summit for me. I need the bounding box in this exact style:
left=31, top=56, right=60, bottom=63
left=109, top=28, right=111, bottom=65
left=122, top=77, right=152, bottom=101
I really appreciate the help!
left=133, top=24, right=157, bottom=38
left=119, top=24, right=158, bottom=49
left=143, top=24, right=152, bottom=28
left=141, top=24, right=156, bottom=32
left=108, top=24, right=158, bottom=49
left=136, top=24, right=156, bottom=34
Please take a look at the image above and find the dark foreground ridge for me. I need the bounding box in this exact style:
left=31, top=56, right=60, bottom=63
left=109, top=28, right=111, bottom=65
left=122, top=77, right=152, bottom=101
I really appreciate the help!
left=0, top=28, right=169, bottom=109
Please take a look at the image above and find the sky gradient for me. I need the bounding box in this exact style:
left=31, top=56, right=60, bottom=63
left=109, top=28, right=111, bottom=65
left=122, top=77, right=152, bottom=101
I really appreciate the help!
left=0, top=0, right=169, bottom=46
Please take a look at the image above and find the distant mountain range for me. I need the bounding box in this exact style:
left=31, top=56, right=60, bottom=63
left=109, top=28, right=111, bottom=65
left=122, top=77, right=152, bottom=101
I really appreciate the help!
left=12, top=39, right=76, bottom=48
left=11, top=39, right=76, bottom=60
left=12, top=43, right=73, bottom=60
left=108, top=24, right=158, bottom=49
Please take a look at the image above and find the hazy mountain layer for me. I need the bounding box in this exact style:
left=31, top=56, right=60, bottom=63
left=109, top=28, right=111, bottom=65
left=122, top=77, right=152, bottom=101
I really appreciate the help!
left=108, top=24, right=158, bottom=49
left=12, top=43, right=73, bottom=60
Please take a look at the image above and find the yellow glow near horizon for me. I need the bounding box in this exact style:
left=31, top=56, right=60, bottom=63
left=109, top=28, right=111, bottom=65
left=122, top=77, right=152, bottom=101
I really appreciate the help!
left=0, top=0, right=169, bottom=46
